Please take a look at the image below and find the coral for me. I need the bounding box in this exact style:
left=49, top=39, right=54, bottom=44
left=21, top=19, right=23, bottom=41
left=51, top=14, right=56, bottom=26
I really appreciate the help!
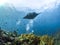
left=0, top=29, right=60, bottom=45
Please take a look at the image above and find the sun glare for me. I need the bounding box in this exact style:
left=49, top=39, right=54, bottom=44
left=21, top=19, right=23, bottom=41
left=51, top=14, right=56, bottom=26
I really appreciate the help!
left=0, top=0, right=8, bottom=6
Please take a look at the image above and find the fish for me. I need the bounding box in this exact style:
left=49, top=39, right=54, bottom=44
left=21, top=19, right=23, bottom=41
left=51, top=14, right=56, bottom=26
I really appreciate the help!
left=23, top=12, right=41, bottom=19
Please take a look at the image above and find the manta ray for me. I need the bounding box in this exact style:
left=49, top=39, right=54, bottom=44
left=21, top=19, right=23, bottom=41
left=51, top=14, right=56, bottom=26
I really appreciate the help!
left=23, top=12, right=41, bottom=19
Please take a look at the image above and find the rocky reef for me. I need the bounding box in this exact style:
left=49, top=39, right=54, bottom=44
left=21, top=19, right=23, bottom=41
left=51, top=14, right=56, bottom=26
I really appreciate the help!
left=0, top=29, right=60, bottom=45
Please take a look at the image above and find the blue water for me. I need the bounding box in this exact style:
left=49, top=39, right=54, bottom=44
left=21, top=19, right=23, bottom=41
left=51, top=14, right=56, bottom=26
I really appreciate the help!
left=0, top=5, right=60, bottom=35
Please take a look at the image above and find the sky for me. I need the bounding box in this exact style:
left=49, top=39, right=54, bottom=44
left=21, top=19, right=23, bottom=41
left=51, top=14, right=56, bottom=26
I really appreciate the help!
left=0, top=0, right=60, bottom=12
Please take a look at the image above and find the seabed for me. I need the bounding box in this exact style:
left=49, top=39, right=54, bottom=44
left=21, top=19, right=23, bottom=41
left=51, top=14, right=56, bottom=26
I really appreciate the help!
left=0, top=29, right=60, bottom=45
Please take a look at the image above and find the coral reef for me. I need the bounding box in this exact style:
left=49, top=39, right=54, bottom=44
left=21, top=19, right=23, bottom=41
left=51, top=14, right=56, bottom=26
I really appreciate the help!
left=0, top=29, right=60, bottom=45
